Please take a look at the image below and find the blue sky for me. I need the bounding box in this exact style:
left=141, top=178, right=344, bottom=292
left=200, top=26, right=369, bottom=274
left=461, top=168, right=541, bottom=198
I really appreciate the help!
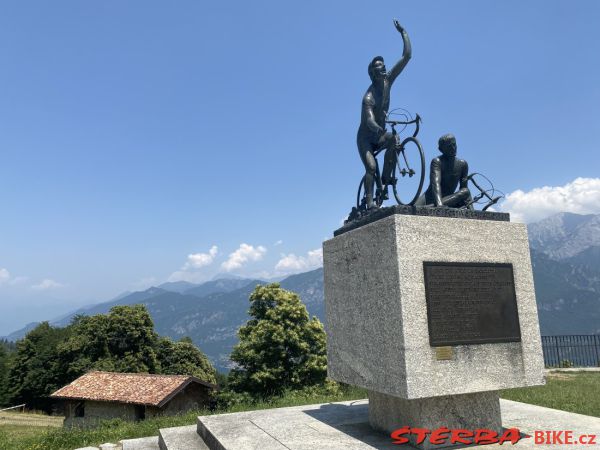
left=1, top=1, right=599, bottom=335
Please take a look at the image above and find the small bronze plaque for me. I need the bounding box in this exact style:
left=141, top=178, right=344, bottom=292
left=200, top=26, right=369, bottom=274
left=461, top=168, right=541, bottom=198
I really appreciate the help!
left=435, top=346, right=453, bottom=360
left=423, top=262, right=521, bottom=347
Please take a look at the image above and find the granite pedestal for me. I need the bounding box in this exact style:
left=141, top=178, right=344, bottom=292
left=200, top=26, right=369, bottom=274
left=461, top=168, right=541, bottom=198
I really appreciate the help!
left=323, top=213, right=545, bottom=448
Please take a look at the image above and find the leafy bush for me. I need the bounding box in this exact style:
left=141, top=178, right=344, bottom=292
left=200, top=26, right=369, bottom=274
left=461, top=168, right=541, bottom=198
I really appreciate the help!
left=228, top=284, right=327, bottom=398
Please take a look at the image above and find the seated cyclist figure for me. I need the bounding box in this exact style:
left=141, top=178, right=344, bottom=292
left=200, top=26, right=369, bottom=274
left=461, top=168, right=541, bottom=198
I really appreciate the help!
left=357, top=19, right=411, bottom=209
left=415, top=133, right=474, bottom=209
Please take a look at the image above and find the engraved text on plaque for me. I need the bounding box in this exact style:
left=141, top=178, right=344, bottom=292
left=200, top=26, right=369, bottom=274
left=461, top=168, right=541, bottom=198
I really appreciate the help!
left=423, top=262, right=521, bottom=346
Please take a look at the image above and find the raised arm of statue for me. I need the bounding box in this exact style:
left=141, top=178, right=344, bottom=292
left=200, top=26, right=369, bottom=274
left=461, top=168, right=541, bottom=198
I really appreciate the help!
left=387, top=19, right=412, bottom=84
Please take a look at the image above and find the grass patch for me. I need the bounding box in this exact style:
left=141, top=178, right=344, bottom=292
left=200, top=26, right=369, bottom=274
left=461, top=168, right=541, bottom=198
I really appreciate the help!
left=0, top=411, right=63, bottom=427
left=0, top=425, right=47, bottom=439
left=0, top=385, right=367, bottom=450
left=500, top=371, right=600, bottom=417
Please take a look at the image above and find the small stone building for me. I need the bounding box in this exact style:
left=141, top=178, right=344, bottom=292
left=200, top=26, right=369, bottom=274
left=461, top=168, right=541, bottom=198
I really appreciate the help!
left=51, top=371, right=216, bottom=427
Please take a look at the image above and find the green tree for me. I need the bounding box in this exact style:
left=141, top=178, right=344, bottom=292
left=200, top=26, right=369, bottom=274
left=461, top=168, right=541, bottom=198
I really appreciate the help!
left=8, top=322, right=73, bottom=410
left=7, top=305, right=218, bottom=410
left=0, top=345, right=12, bottom=406
left=229, top=283, right=327, bottom=397
left=58, top=305, right=159, bottom=379
left=0, top=339, right=16, bottom=353
left=156, top=337, right=217, bottom=383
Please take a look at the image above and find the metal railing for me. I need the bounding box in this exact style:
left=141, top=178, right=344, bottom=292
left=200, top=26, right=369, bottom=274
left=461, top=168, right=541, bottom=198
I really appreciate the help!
left=542, top=335, right=600, bottom=367
left=0, top=403, right=25, bottom=412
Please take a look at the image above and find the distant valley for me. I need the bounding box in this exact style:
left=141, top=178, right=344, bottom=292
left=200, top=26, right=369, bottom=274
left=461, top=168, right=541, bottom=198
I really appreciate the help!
left=4, top=212, right=599, bottom=371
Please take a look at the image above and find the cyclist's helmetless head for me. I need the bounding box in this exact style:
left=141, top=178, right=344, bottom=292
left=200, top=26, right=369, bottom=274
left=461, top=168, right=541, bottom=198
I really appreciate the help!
left=438, top=134, right=457, bottom=157
left=368, top=56, right=387, bottom=82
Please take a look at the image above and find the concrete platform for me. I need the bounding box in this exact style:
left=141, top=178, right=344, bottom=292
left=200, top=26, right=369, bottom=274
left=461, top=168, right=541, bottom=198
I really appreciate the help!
left=196, top=399, right=600, bottom=450
left=120, top=436, right=159, bottom=450
left=159, top=425, right=209, bottom=450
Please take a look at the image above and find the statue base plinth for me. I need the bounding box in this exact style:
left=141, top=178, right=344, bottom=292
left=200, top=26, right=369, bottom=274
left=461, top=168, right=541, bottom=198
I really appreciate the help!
left=323, top=213, right=545, bottom=399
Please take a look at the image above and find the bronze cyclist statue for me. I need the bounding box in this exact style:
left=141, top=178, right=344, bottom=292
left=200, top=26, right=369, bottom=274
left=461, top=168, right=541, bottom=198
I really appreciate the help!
left=357, top=19, right=412, bottom=210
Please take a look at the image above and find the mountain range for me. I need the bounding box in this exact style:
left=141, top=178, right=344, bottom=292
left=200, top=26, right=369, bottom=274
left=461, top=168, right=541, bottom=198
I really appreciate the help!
left=528, top=212, right=600, bottom=335
left=3, top=212, right=599, bottom=371
left=3, top=269, right=324, bottom=371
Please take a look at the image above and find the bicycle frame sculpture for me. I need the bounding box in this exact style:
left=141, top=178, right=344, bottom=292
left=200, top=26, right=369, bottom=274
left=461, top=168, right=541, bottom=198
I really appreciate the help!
left=356, top=111, right=425, bottom=209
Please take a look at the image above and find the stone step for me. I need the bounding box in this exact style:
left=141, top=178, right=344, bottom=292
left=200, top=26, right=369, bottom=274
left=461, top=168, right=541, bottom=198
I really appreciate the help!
left=120, top=436, right=160, bottom=450
left=158, top=425, right=208, bottom=450
left=198, top=412, right=291, bottom=450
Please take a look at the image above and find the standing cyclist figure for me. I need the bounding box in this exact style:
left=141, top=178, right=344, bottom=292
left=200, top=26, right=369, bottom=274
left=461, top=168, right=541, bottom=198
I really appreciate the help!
left=357, top=19, right=412, bottom=209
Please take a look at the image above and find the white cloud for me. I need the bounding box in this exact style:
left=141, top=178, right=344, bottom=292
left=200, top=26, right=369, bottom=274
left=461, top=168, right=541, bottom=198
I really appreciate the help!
left=0, top=269, right=29, bottom=287
left=275, top=248, right=323, bottom=274
left=221, top=243, right=267, bottom=272
left=32, top=279, right=63, bottom=290
left=168, top=245, right=219, bottom=283
left=0, top=268, right=9, bottom=285
left=274, top=240, right=283, bottom=246
left=501, top=177, right=600, bottom=223
left=183, top=246, right=218, bottom=270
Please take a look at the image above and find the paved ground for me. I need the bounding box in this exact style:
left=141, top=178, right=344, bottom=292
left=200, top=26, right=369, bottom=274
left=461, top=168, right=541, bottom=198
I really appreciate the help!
left=78, top=396, right=600, bottom=450
left=198, top=399, right=600, bottom=450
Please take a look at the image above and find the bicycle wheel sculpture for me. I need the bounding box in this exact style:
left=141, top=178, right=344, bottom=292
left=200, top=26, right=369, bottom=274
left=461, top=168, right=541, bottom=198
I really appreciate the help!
left=355, top=137, right=425, bottom=209
left=467, top=173, right=505, bottom=211
left=356, top=176, right=367, bottom=210
left=392, top=136, right=425, bottom=205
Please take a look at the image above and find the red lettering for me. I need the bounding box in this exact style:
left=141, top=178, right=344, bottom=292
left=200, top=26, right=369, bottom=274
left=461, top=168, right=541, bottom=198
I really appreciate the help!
left=390, top=427, right=528, bottom=446
left=412, top=428, right=431, bottom=445
left=498, top=428, right=522, bottom=445
left=564, top=431, right=574, bottom=445
left=429, top=427, right=450, bottom=445
left=534, top=431, right=545, bottom=444
left=587, top=434, right=597, bottom=445
left=474, top=429, right=499, bottom=445
left=450, top=429, right=474, bottom=445
left=390, top=426, right=410, bottom=445
left=551, top=430, right=564, bottom=445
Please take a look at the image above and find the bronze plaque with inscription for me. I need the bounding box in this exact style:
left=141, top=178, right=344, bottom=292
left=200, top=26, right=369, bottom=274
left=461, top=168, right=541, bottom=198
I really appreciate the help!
left=423, top=262, right=521, bottom=347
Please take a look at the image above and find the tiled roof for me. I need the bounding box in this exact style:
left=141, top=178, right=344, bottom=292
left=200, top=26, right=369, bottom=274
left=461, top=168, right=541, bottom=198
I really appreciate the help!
left=51, top=371, right=215, bottom=407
